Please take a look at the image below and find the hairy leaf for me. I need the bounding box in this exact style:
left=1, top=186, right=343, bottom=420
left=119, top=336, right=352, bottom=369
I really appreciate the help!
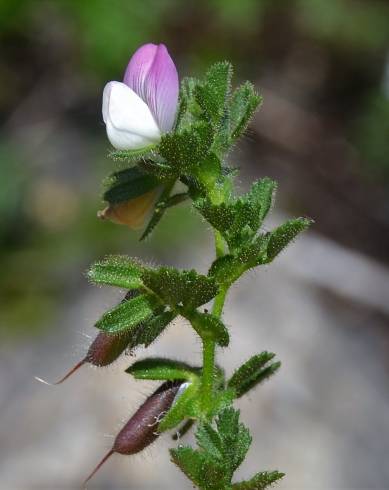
left=265, top=217, right=312, bottom=263
left=228, top=352, right=280, bottom=398
left=232, top=471, right=285, bottom=489
left=127, top=357, right=199, bottom=381
left=195, top=61, right=233, bottom=126
left=142, top=267, right=218, bottom=309
left=159, top=122, right=213, bottom=173
left=188, top=311, right=230, bottom=347
left=229, top=81, right=262, bottom=140
left=87, top=255, right=143, bottom=289
left=95, top=294, right=157, bottom=334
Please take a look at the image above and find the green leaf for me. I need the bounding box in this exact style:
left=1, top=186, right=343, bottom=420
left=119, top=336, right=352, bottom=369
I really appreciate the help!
left=195, top=61, right=233, bottom=126
left=171, top=408, right=259, bottom=489
left=126, top=357, right=199, bottom=381
left=207, top=389, right=236, bottom=418
left=87, top=255, right=143, bottom=289
left=108, top=144, right=157, bottom=163
left=159, top=122, right=213, bottom=173
left=247, top=178, right=277, bottom=225
left=159, top=381, right=200, bottom=431
left=103, top=167, right=160, bottom=205
left=208, top=254, right=244, bottom=286
left=175, top=77, right=202, bottom=131
left=265, top=217, right=313, bottom=263
left=215, top=408, right=252, bottom=475
left=188, top=311, right=230, bottom=347
left=227, top=352, right=281, bottom=398
left=229, top=81, right=262, bottom=141
left=232, top=471, right=285, bottom=489
left=194, top=198, right=236, bottom=234
left=170, top=446, right=225, bottom=490
left=135, top=310, right=176, bottom=347
left=95, top=294, right=158, bottom=334
left=142, top=267, right=218, bottom=309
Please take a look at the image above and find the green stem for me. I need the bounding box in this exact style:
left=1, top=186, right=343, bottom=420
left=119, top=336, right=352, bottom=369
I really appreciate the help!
left=201, top=231, right=228, bottom=413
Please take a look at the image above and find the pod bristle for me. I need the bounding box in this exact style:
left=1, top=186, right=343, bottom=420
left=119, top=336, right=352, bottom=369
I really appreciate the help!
left=83, top=449, right=114, bottom=487
left=35, top=359, right=86, bottom=386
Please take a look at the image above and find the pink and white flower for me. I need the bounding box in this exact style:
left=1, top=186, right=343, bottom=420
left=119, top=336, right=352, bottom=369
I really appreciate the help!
left=102, top=43, right=179, bottom=150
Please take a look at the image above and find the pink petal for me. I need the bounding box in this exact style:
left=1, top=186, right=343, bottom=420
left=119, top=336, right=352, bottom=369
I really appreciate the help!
left=123, top=44, right=179, bottom=133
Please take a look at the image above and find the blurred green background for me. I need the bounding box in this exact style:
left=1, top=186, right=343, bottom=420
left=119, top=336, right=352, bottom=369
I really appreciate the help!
left=1, top=1, right=389, bottom=489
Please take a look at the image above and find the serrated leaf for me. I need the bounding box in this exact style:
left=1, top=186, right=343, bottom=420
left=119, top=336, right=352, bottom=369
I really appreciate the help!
left=196, top=423, right=224, bottom=461
left=159, top=122, right=213, bottom=172
left=194, top=198, right=236, bottom=234
left=159, top=381, right=200, bottom=431
left=175, top=77, right=202, bottom=131
left=232, top=471, right=285, bottom=489
left=265, top=217, right=312, bottom=263
left=170, top=446, right=204, bottom=488
left=170, top=446, right=225, bottom=490
left=227, top=352, right=281, bottom=398
left=195, top=61, right=233, bottom=126
left=87, top=255, right=143, bottom=289
left=208, top=254, right=244, bottom=286
left=103, top=167, right=160, bottom=205
left=126, top=357, right=199, bottom=381
left=188, top=311, right=229, bottom=347
left=229, top=81, right=262, bottom=140
left=215, top=408, right=252, bottom=474
left=135, top=310, right=176, bottom=347
left=95, top=294, right=158, bottom=334
left=142, top=267, right=218, bottom=309
left=247, top=178, right=277, bottom=225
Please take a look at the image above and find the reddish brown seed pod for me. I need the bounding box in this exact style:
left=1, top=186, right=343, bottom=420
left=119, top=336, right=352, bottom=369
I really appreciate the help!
left=37, top=291, right=139, bottom=385
left=49, top=330, right=135, bottom=384
left=84, top=381, right=183, bottom=486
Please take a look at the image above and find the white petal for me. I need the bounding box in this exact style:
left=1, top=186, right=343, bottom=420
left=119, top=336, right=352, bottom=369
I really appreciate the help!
left=102, top=81, right=161, bottom=150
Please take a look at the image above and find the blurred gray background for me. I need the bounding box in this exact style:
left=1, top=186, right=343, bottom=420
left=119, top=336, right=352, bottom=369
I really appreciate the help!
left=1, top=1, right=389, bottom=489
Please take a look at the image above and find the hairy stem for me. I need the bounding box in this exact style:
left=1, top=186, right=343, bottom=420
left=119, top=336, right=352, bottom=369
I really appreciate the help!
left=201, top=231, right=228, bottom=413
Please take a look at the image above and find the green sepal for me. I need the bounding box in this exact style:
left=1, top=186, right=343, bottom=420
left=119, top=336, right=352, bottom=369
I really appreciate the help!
left=103, top=167, right=160, bottom=205
left=265, top=217, right=313, bottom=263
left=159, top=380, right=200, bottom=432
left=229, top=81, right=262, bottom=141
left=232, top=471, right=285, bottom=489
left=87, top=255, right=143, bottom=289
left=108, top=144, right=157, bottom=163
left=195, top=61, right=233, bottom=127
left=159, top=122, right=213, bottom=173
left=126, top=357, right=200, bottom=381
left=142, top=267, right=218, bottom=309
left=227, top=352, right=281, bottom=398
left=95, top=294, right=158, bottom=334
left=188, top=310, right=229, bottom=347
